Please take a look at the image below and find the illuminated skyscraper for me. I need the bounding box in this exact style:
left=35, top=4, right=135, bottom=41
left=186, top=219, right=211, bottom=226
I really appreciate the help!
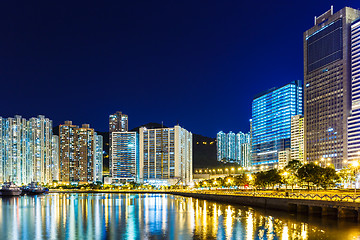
left=236, top=132, right=251, bottom=168
left=109, top=111, right=128, bottom=177
left=251, top=81, right=303, bottom=171
left=217, top=131, right=251, bottom=167
left=111, top=132, right=138, bottom=183
left=291, top=115, right=304, bottom=163
left=94, top=134, right=103, bottom=183
left=216, top=131, right=227, bottom=162
left=0, top=115, right=55, bottom=185
left=304, top=7, right=360, bottom=169
left=76, top=124, right=95, bottom=183
left=348, top=17, right=360, bottom=162
left=139, top=125, right=192, bottom=185
left=59, top=121, right=77, bottom=183
left=109, top=111, right=128, bottom=132
left=52, top=135, right=59, bottom=181
left=227, top=132, right=236, bottom=161
left=59, top=121, right=102, bottom=183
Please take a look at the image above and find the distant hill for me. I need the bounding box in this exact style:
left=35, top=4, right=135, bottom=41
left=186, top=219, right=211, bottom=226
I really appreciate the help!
left=130, top=122, right=167, bottom=132
left=53, top=123, right=220, bottom=171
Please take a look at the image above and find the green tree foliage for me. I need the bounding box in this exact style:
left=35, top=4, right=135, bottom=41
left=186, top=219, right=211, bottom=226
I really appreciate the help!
left=297, top=163, right=339, bottom=189
left=233, top=174, right=249, bottom=187
left=283, top=160, right=303, bottom=190
left=254, top=169, right=282, bottom=189
left=318, top=167, right=339, bottom=189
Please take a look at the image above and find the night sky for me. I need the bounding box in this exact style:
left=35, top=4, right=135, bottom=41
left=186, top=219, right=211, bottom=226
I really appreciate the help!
left=1, top=1, right=359, bottom=136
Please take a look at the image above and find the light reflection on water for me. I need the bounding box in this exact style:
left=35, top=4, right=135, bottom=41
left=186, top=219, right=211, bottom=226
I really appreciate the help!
left=0, top=193, right=359, bottom=239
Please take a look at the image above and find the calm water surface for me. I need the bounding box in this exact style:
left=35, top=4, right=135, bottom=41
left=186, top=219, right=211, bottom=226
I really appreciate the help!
left=0, top=193, right=359, bottom=239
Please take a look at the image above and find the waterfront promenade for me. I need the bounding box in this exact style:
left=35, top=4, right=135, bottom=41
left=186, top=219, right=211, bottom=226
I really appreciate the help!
left=49, top=189, right=360, bottom=220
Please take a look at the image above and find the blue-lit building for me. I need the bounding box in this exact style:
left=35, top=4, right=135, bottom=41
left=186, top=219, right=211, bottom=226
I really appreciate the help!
left=217, top=131, right=251, bottom=167
left=111, top=132, right=139, bottom=183
left=251, top=80, right=303, bottom=171
left=216, top=131, right=227, bottom=162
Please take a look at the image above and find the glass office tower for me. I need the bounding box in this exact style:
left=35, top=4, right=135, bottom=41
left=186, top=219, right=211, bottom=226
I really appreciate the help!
left=304, top=7, right=360, bottom=169
left=251, top=80, right=303, bottom=171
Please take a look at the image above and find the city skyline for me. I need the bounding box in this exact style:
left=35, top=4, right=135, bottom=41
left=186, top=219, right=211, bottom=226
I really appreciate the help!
left=1, top=1, right=359, bottom=137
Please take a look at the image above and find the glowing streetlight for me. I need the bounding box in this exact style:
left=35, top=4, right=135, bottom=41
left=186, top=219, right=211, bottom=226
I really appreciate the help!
left=352, top=161, right=359, bottom=168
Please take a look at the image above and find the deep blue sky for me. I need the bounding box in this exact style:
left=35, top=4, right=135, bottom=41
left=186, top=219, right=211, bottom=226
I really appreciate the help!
left=1, top=1, right=359, bottom=136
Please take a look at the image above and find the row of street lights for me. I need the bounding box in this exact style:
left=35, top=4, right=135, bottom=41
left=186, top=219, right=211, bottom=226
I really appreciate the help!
left=195, top=167, right=254, bottom=175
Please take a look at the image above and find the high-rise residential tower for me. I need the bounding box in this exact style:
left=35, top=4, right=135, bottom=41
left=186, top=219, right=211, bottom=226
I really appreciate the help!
left=251, top=81, right=303, bottom=171
left=76, top=124, right=96, bottom=183
left=236, top=132, right=251, bottom=168
left=52, top=135, right=59, bottom=181
left=304, top=7, right=360, bottom=169
left=109, top=111, right=128, bottom=177
left=111, top=131, right=139, bottom=183
left=216, top=131, right=227, bottom=162
left=0, top=115, right=55, bottom=185
left=59, top=121, right=78, bottom=183
left=94, top=134, right=103, bottom=183
left=348, top=17, right=360, bottom=162
left=291, top=115, right=305, bottom=163
left=59, top=121, right=102, bottom=183
left=139, top=125, right=192, bottom=186
left=217, top=131, right=251, bottom=167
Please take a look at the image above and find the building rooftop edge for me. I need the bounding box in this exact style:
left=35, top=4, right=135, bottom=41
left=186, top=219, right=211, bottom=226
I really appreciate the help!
left=253, top=80, right=302, bottom=100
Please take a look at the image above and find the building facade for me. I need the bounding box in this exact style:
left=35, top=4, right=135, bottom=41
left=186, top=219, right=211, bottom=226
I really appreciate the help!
left=291, top=115, right=305, bottom=163
left=94, top=134, right=103, bottom=183
left=111, top=132, right=138, bottom=183
left=59, top=121, right=102, bottom=184
left=139, top=125, right=192, bottom=186
left=109, top=111, right=128, bottom=177
left=348, top=17, right=360, bottom=162
left=236, top=132, right=251, bottom=168
left=52, top=135, right=59, bottom=181
left=0, top=115, right=56, bottom=185
left=216, top=131, right=251, bottom=167
left=216, top=131, right=227, bottom=162
left=304, top=7, right=360, bottom=169
left=251, top=81, right=303, bottom=171
left=278, top=149, right=291, bottom=169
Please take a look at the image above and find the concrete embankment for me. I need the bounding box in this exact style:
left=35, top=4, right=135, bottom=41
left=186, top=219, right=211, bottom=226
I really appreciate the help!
left=172, top=192, right=360, bottom=221
left=172, top=192, right=290, bottom=211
